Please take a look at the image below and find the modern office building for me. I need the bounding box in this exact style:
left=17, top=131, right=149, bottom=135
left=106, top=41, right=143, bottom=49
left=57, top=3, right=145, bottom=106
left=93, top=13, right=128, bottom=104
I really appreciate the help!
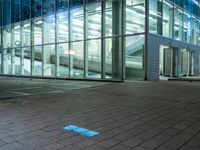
left=0, top=0, right=200, bottom=81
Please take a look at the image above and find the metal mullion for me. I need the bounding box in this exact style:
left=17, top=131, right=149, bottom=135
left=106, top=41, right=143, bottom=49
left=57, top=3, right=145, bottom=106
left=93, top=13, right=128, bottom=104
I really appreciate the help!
left=84, top=3, right=87, bottom=78
left=122, top=0, right=126, bottom=80
left=101, top=0, right=105, bottom=79
left=68, top=3, right=71, bottom=78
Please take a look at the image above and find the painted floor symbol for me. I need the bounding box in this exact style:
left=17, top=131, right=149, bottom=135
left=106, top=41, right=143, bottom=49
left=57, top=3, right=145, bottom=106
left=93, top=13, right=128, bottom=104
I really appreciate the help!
left=63, top=125, right=99, bottom=138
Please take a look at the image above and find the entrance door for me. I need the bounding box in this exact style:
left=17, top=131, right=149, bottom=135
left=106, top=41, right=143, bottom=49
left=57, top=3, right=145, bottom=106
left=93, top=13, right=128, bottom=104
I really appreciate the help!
left=160, top=46, right=178, bottom=79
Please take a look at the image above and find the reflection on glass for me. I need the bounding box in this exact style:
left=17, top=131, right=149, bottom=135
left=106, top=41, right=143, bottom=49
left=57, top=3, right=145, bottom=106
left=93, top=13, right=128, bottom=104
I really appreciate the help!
left=70, top=7, right=84, bottom=41
left=43, top=0, right=55, bottom=15
left=21, top=47, right=31, bottom=75
left=13, top=48, right=21, bottom=75
left=12, top=23, right=21, bottom=47
left=3, top=25, right=11, bottom=48
left=34, top=18, right=43, bottom=45
left=125, top=35, right=144, bottom=80
left=86, top=3, right=101, bottom=39
left=71, top=41, right=84, bottom=78
left=43, top=15, right=55, bottom=44
left=32, top=46, right=42, bottom=76
left=86, top=39, right=101, bottom=78
left=57, top=11, right=69, bottom=42
left=21, top=20, right=31, bottom=46
left=57, top=43, right=69, bottom=77
left=34, top=0, right=42, bottom=17
left=3, top=49, right=12, bottom=74
left=57, top=0, right=69, bottom=12
left=126, top=0, right=145, bottom=34
left=43, top=44, right=55, bottom=76
left=22, top=0, right=31, bottom=20
left=174, top=7, right=183, bottom=41
left=162, top=0, right=173, bottom=38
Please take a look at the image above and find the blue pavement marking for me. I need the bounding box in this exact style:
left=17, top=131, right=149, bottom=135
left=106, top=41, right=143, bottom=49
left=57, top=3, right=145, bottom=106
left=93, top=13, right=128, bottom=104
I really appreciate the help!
left=63, top=125, right=99, bottom=138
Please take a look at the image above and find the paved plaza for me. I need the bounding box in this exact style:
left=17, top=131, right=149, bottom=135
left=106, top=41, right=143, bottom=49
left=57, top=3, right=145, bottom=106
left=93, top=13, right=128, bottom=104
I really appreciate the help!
left=0, top=77, right=200, bottom=150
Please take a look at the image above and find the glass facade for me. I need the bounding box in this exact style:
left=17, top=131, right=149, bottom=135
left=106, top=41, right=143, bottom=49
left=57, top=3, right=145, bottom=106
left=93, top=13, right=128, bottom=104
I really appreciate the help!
left=149, top=0, right=200, bottom=45
left=0, top=0, right=146, bottom=80
left=0, top=0, right=200, bottom=81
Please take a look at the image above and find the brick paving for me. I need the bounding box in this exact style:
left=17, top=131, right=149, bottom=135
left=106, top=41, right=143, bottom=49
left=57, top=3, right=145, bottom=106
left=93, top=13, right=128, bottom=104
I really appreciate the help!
left=0, top=77, right=200, bottom=150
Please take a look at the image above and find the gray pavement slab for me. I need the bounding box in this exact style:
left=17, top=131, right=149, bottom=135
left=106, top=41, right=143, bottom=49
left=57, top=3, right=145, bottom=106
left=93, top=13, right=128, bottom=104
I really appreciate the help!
left=0, top=77, right=200, bottom=149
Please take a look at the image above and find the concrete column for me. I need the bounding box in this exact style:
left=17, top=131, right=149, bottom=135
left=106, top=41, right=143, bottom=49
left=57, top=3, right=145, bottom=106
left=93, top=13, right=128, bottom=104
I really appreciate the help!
left=112, top=0, right=121, bottom=79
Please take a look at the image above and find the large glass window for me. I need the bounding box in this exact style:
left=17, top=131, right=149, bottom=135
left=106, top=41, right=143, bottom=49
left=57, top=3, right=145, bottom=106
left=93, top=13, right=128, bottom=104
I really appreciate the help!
left=43, top=44, right=56, bottom=76
left=86, top=2, right=101, bottom=39
left=56, top=43, right=69, bottom=77
left=32, top=46, right=42, bottom=76
left=43, top=15, right=55, bottom=44
left=22, top=0, right=31, bottom=20
left=57, top=11, right=69, bottom=43
left=57, top=0, right=69, bottom=12
left=43, top=0, right=55, bottom=15
left=3, top=0, right=11, bottom=25
left=70, top=0, right=83, bottom=8
left=86, top=39, right=101, bottom=78
left=3, top=25, right=11, bottom=48
left=70, top=41, right=84, bottom=78
left=174, top=7, right=183, bottom=41
left=33, top=18, right=43, bottom=45
left=70, top=7, right=84, bottom=41
left=22, top=47, right=31, bottom=75
left=12, top=0, right=20, bottom=23
left=21, top=20, right=31, bottom=46
left=12, top=23, right=21, bottom=48
left=125, top=35, right=144, bottom=80
left=162, top=0, right=173, bottom=38
left=126, top=0, right=145, bottom=34
left=34, top=0, right=42, bottom=17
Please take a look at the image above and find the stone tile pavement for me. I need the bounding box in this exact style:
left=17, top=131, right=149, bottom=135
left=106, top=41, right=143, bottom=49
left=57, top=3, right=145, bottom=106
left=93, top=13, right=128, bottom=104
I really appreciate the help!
left=0, top=77, right=200, bottom=150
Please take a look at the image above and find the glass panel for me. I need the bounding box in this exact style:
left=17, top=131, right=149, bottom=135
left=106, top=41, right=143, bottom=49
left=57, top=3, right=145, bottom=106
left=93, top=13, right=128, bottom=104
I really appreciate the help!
left=43, top=0, right=55, bottom=15
left=126, top=0, right=145, bottom=34
left=13, top=47, right=21, bottom=75
left=125, top=35, right=144, bottom=80
left=2, top=49, right=12, bottom=74
left=162, top=0, right=173, bottom=38
left=174, top=7, right=183, bottom=41
left=56, top=0, right=69, bottom=12
left=34, top=18, right=43, bottom=45
left=105, top=0, right=112, bottom=36
left=149, top=0, right=162, bottom=34
left=70, top=41, right=84, bottom=78
left=104, top=37, right=122, bottom=79
left=3, top=0, right=11, bottom=25
left=12, top=23, right=21, bottom=47
left=34, top=0, right=42, bottom=17
left=43, top=44, right=56, bottom=76
left=183, top=12, right=191, bottom=43
left=57, top=43, right=69, bottom=77
left=70, top=0, right=83, bottom=8
left=22, top=47, right=31, bottom=75
left=43, top=15, right=55, bottom=44
left=3, top=25, right=11, bottom=48
left=12, top=0, right=20, bottom=23
left=70, top=7, right=84, bottom=41
left=21, top=20, right=31, bottom=46
left=32, top=46, right=42, bottom=76
left=86, top=2, right=101, bottom=39
left=22, top=0, right=31, bottom=20
left=57, top=11, right=69, bottom=42
left=86, top=39, right=101, bottom=78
